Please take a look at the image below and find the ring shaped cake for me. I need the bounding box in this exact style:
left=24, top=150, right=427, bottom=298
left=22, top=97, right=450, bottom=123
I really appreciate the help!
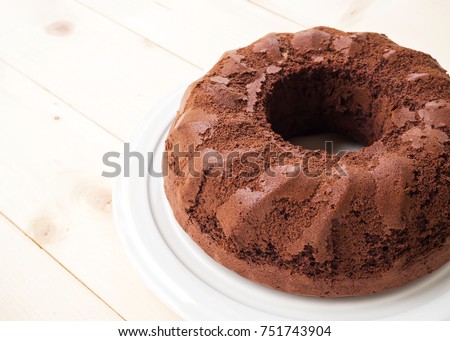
left=164, top=27, right=450, bottom=297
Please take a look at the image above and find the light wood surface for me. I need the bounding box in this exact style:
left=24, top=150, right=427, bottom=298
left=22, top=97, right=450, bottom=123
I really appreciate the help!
left=0, top=214, right=121, bottom=320
left=0, top=0, right=448, bottom=320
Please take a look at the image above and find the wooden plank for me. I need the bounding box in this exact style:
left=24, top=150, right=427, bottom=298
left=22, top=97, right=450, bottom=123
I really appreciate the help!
left=0, top=61, right=179, bottom=320
left=75, top=0, right=302, bottom=69
left=0, top=214, right=121, bottom=320
left=251, top=0, right=450, bottom=71
left=0, top=0, right=199, bottom=140
left=250, top=0, right=361, bottom=27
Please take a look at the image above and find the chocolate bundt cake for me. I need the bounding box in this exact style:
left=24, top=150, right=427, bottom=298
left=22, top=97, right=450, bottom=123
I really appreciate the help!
left=164, top=27, right=450, bottom=297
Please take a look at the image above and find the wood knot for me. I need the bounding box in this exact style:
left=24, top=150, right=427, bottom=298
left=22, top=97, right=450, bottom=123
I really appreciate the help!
left=30, top=216, right=63, bottom=245
left=72, top=182, right=112, bottom=216
left=89, top=188, right=112, bottom=214
left=44, top=20, right=75, bottom=37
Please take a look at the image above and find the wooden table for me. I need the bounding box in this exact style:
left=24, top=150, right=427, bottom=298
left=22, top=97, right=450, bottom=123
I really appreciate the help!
left=0, top=0, right=448, bottom=320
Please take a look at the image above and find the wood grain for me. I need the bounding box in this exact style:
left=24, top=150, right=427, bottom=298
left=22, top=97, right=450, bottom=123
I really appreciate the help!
left=251, top=0, right=364, bottom=27
left=0, top=214, right=121, bottom=320
left=75, top=0, right=302, bottom=69
left=0, top=0, right=199, bottom=140
left=0, top=61, right=179, bottom=320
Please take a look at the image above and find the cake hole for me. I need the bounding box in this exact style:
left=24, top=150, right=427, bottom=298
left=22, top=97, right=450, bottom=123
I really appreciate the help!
left=289, top=132, right=363, bottom=153
left=266, top=67, right=376, bottom=152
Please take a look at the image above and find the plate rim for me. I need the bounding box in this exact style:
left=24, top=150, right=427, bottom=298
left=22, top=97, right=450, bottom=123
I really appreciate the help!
left=113, top=85, right=450, bottom=321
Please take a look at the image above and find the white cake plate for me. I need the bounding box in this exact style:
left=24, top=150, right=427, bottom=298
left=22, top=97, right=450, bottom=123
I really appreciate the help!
left=113, top=85, right=450, bottom=320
